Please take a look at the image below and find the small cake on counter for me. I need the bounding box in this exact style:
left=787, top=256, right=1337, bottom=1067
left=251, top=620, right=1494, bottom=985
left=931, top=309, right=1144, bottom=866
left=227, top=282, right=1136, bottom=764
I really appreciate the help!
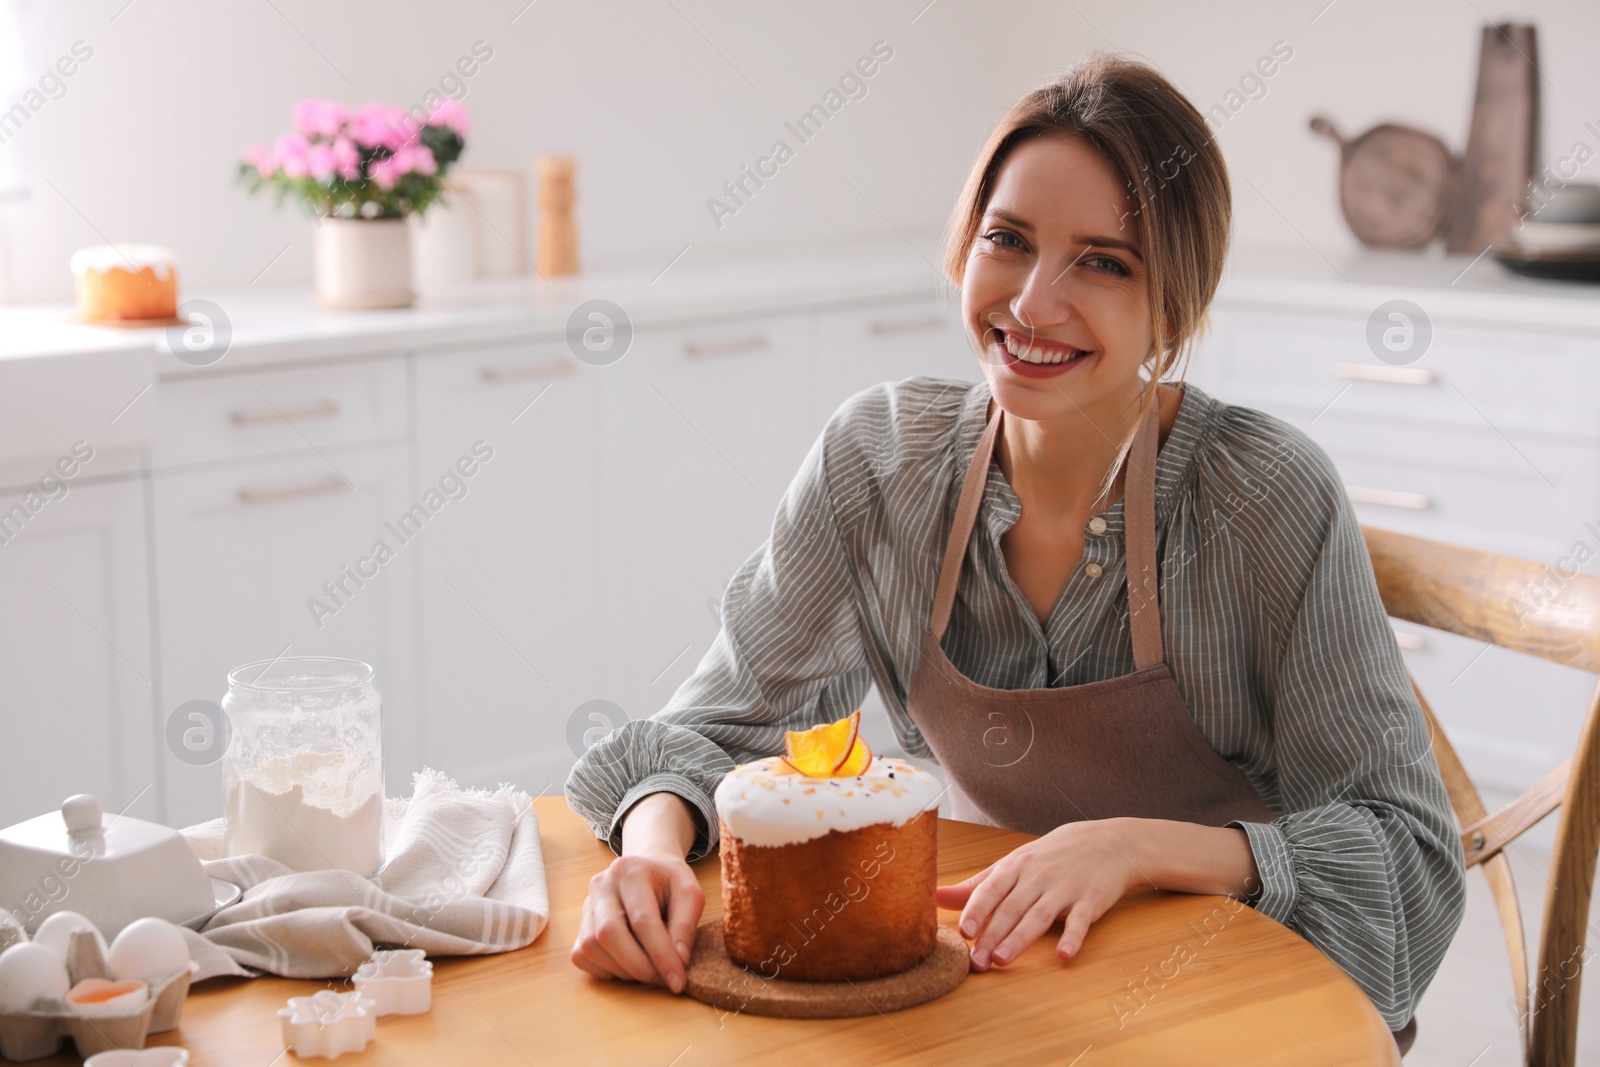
left=71, top=244, right=178, bottom=323
left=713, top=710, right=942, bottom=982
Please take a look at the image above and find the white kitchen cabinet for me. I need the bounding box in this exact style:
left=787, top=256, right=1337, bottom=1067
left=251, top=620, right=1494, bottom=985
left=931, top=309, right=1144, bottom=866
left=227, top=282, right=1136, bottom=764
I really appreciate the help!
left=0, top=474, right=155, bottom=827
left=597, top=315, right=812, bottom=725
left=804, top=298, right=976, bottom=433
left=150, top=444, right=418, bottom=827
left=1194, top=298, right=1600, bottom=843
left=412, top=339, right=604, bottom=793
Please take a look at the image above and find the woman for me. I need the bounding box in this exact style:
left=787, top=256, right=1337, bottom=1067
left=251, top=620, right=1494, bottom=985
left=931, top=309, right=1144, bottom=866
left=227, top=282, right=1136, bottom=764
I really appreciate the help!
left=565, top=54, right=1465, bottom=1051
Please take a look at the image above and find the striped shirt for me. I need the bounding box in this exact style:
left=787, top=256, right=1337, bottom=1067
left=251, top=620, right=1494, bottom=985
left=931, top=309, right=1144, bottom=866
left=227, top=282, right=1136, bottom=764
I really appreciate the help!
left=564, top=375, right=1467, bottom=1028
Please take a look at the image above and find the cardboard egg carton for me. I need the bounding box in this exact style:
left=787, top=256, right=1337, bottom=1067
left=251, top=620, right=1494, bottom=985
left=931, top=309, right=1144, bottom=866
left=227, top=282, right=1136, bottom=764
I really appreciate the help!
left=0, top=930, right=194, bottom=1062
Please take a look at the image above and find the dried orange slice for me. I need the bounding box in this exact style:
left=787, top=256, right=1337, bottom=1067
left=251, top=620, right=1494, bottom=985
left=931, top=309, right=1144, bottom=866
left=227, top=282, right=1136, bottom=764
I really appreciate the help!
left=833, top=737, right=873, bottom=776
left=781, top=710, right=873, bottom=777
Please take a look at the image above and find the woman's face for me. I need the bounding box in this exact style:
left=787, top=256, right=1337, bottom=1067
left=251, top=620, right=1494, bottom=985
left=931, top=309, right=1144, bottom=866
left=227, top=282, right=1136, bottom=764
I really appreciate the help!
left=961, top=132, right=1155, bottom=422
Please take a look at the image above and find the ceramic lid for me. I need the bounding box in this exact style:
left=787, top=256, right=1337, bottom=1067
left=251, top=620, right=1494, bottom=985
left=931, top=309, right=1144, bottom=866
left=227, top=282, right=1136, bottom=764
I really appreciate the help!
left=0, top=795, right=175, bottom=861
left=0, top=795, right=217, bottom=937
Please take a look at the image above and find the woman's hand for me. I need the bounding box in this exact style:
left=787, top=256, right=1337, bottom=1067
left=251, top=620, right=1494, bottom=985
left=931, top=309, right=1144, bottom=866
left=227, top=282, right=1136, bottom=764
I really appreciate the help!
left=571, top=791, right=709, bottom=992
left=570, top=850, right=706, bottom=992
left=935, top=819, right=1143, bottom=971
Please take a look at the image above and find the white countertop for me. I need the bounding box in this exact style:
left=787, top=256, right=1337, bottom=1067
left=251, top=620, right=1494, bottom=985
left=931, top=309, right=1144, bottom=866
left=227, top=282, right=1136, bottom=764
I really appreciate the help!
left=1221, top=241, right=1600, bottom=332
left=7, top=237, right=1598, bottom=372
left=3, top=237, right=950, bottom=373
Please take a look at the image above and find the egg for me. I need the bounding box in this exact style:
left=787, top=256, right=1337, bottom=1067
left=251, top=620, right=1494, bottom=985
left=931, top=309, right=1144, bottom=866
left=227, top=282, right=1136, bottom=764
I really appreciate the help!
left=106, top=918, right=190, bottom=982
left=32, top=911, right=106, bottom=961
left=0, top=942, right=72, bottom=1011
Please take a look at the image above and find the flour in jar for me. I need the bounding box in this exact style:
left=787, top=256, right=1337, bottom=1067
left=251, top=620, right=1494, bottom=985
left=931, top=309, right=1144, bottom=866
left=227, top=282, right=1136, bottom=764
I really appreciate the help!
left=225, top=748, right=384, bottom=875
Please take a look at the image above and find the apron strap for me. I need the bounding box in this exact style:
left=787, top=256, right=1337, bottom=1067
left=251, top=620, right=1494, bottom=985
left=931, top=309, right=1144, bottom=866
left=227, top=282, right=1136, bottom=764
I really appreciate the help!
left=1126, top=398, right=1164, bottom=671
left=930, top=402, right=1004, bottom=642
left=929, top=390, right=1166, bottom=671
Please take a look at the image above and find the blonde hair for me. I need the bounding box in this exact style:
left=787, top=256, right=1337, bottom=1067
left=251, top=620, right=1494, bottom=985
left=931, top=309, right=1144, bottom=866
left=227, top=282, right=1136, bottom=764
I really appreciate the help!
left=943, top=53, right=1231, bottom=504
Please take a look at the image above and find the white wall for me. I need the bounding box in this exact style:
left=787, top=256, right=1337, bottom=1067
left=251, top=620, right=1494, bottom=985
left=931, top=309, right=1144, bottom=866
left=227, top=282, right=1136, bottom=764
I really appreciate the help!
left=1, top=0, right=1595, bottom=303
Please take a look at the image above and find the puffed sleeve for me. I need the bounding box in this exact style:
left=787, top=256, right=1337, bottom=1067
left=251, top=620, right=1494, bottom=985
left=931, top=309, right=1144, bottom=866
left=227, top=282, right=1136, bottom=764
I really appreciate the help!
left=1218, top=412, right=1468, bottom=1030
left=563, top=401, right=875, bottom=862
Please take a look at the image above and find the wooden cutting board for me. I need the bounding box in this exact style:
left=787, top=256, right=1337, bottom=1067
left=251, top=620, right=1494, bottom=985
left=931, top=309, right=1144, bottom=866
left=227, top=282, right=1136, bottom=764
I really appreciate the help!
left=1310, top=116, right=1456, bottom=248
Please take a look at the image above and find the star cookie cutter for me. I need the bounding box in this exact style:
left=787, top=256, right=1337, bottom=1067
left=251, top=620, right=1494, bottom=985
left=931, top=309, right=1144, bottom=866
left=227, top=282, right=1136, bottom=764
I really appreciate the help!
left=352, top=949, right=433, bottom=1017
left=277, top=990, right=377, bottom=1059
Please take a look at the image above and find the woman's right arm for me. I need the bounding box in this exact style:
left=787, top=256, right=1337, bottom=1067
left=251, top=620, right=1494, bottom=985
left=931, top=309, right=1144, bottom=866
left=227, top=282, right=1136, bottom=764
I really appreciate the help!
left=569, top=792, right=706, bottom=993
left=566, top=398, right=880, bottom=987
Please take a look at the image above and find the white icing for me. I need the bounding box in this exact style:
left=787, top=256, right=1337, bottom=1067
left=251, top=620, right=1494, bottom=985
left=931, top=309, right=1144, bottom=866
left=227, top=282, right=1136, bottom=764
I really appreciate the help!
left=70, top=244, right=176, bottom=277
left=714, top=755, right=942, bottom=847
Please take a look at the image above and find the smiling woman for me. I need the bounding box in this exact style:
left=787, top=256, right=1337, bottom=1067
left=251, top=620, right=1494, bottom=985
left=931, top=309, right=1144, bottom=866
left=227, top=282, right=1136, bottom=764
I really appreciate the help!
left=565, top=54, right=1465, bottom=1058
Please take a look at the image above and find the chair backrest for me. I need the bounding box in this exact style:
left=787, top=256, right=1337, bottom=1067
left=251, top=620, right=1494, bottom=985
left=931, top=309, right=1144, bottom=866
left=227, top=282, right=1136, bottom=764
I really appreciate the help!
left=1362, top=525, right=1600, bottom=1067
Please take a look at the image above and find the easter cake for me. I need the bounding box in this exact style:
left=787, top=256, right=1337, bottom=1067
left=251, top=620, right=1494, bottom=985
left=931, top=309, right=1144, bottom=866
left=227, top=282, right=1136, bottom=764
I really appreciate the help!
left=70, top=245, right=179, bottom=323
left=712, top=711, right=942, bottom=982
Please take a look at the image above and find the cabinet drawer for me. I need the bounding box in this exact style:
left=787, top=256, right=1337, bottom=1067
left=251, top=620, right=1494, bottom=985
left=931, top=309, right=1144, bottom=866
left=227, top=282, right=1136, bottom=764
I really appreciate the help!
left=151, top=357, right=408, bottom=470
left=1300, top=415, right=1598, bottom=543
left=1211, top=308, right=1600, bottom=440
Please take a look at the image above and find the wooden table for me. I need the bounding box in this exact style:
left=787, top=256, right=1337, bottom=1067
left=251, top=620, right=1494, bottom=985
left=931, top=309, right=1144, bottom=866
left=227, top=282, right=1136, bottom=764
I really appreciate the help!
left=42, top=797, right=1400, bottom=1065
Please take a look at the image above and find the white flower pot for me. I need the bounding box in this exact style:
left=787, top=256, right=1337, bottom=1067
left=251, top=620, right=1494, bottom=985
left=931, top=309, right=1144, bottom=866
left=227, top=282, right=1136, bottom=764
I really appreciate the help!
left=313, top=217, right=414, bottom=309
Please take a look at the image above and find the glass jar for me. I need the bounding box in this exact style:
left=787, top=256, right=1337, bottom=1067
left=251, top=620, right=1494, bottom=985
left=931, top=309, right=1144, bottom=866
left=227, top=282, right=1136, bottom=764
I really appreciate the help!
left=221, top=657, right=385, bottom=876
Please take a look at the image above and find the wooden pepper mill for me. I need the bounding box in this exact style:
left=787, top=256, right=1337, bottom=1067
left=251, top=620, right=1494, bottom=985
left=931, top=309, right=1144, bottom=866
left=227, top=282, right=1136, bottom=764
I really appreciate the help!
left=535, top=155, right=580, bottom=277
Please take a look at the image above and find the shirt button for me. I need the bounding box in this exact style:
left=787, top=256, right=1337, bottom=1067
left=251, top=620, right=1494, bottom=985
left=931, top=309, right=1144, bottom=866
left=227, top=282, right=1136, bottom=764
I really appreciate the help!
left=1088, top=517, right=1107, bottom=534
left=1084, top=562, right=1103, bottom=578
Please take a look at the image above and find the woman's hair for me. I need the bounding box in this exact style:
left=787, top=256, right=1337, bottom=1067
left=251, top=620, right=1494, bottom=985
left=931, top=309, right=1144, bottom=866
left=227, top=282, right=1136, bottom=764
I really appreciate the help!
left=944, top=53, right=1231, bottom=500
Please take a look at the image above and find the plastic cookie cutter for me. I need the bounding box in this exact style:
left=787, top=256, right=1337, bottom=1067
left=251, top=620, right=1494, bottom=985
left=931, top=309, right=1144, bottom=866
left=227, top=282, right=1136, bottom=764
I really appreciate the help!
left=277, top=990, right=376, bottom=1059
left=84, top=1050, right=191, bottom=1066
left=352, top=949, right=433, bottom=1016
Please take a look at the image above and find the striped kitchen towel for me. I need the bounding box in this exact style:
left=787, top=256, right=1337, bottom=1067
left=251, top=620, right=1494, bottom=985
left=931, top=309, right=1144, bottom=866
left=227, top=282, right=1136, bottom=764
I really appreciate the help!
left=179, top=768, right=548, bottom=981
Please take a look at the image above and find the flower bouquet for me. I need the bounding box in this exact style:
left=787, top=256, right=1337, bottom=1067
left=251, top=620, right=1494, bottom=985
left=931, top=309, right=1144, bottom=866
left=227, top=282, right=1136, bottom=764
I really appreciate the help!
left=238, top=98, right=470, bottom=307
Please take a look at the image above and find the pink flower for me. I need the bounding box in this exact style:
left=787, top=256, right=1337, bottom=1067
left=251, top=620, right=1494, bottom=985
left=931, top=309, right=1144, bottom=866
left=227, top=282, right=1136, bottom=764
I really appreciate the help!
left=368, top=155, right=400, bottom=190
left=243, top=141, right=274, bottom=178
left=292, top=98, right=347, bottom=141
left=306, top=143, right=336, bottom=182
left=273, top=133, right=311, bottom=179
left=331, top=137, right=361, bottom=181
left=394, top=144, right=437, bottom=176
left=348, top=102, right=416, bottom=152
left=426, top=98, right=471, bottom=138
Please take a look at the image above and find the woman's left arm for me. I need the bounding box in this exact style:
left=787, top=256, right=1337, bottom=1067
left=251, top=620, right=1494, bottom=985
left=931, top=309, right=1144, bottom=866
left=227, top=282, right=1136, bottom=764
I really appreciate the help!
left=936, top=817, right=1260, bottom=968
left=941, top=432, right=1470, bottom=1030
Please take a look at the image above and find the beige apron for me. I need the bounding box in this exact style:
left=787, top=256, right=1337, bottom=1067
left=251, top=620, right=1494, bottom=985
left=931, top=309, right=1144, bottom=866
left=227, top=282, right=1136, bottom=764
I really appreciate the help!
left=902, top=393, right=1416, bottom=1052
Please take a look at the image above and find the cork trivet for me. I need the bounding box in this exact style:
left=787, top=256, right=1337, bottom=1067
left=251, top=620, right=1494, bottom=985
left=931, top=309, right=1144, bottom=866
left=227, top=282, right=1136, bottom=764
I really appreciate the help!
left=684, top=921, right=968, bottom=1018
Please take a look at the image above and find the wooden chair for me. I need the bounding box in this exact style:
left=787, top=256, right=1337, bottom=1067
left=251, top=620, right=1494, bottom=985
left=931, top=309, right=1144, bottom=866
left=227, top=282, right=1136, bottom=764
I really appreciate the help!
left=1362, top=526, right=1600, bottom=1067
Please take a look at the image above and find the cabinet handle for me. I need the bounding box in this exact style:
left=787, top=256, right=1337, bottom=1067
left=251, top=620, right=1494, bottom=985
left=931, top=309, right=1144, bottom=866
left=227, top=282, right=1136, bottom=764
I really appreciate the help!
left=1345, top=484, right=1432, bottom=510
left=867, top=314, right=947, bottom=337
left=237, top=475, right=350, bottom=506
left=1333, top=362, right=1435, bottom=386
left=480, top=360, right=576, bottom=383
left=1393, top=629, right=1428, bottom=651
left=230, top=400, right=343, bottom=426
left=684, top=335, right=770, bottom=359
